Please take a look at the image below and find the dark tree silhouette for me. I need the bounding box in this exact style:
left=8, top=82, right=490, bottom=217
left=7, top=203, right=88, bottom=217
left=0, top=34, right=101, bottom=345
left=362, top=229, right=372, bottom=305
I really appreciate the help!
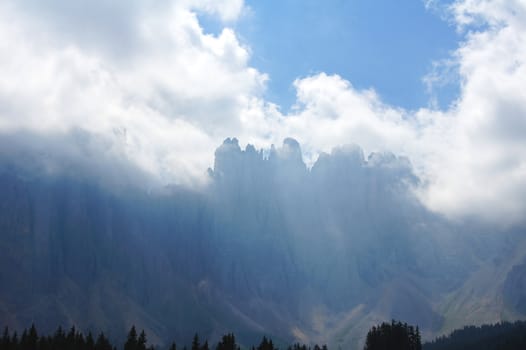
left=216, top=333, right=238, bottom=350
left=124, top=326, right=138, bottom=350
left=424, top=320, right=526, bottom=350
left=95, top=333, right=112, bottom=350
left=191, top=334, right=200, bottom=350
left=137, top=331, right=147, bottom=350
left=1, top=328, right=10, bottom=350
left=257, top=336, right=276, bottom=350
left=86, top=332, right=95, bottom=350
left=364, top=320, right=421, bottom=350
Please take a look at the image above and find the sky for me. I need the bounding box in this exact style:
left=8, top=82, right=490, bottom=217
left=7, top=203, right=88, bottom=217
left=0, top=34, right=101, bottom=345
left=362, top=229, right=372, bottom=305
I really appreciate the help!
left=0, top=0, right=525, bottom=226
left=229, top=0, right=460, bottom=110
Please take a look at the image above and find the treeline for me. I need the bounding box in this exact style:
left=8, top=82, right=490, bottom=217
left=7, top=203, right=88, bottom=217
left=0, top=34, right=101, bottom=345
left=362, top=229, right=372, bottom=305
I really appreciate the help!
left=423, top=320, right=526, bottom=350
left=0, top=325, right=116, bottom=350
left=4, top=320, right=526, bottom=350
left=364, top=321, right=421, bottom=350
left=0, top=325, right=328, bottom=350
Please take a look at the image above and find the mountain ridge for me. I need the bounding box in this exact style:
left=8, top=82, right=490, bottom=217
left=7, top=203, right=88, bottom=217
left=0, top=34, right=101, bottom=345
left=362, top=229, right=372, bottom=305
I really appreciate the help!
left=0, top=138, right=525, bottom=350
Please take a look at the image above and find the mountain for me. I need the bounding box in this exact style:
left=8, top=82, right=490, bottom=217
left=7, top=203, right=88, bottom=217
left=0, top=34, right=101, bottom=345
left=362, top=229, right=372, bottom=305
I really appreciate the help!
left=423, top=321, right=526, bottom=350
left=0, top=138, right=525, bottom=350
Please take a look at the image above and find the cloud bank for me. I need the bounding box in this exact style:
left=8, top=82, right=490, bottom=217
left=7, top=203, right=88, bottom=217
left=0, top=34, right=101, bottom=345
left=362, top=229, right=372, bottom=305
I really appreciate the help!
left=0, top=0, right=525, bottom=225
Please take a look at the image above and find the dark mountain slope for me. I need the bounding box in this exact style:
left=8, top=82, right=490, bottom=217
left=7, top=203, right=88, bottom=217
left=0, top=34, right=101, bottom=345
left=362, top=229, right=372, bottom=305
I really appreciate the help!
left=424, top=321, right=526, bottom=350
left=0, top=138, right=524, bottom=349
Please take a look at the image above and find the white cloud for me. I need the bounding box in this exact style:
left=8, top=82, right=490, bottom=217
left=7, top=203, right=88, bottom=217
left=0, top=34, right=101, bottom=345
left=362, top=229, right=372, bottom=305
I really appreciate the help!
left=181, top=0, right=245, bottom=22
left=419, top=0, right=526, bottom=224
left=263, top=0, right=526, bottom=225
left=0, top=0, right=525, bottom=225
left=0, top=0, right=265, bottom=187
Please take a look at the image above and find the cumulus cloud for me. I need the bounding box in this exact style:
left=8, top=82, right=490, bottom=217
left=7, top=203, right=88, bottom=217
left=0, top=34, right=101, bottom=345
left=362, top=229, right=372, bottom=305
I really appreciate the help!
left=0, top=0, right=265, bottom=186
left=419, top=0, right=526, bottom=224
left=0, top=0, right=525, bottom=225
left=272, top=0, right=526, bottom=225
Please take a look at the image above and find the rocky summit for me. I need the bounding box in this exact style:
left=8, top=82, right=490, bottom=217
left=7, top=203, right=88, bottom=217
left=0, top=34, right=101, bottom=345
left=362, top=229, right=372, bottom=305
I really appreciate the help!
left=0, top=139, right=525, bottom=349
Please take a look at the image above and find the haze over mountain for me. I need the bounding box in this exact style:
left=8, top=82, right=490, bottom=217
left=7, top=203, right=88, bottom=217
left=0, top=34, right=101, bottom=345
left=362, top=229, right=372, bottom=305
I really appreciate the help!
left=1, top=0, right=526, bottom=225
left=1, top=138, right=525, bottom=349
left=1, top=1, right=526, bottom=350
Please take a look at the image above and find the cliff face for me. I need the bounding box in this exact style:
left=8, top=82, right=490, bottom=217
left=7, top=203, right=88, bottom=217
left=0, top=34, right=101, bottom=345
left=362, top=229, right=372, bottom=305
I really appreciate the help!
left=0, top=139, right=524, bottom=350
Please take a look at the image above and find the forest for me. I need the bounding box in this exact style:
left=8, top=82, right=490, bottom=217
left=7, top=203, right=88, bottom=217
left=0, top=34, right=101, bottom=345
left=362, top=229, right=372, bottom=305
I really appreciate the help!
left=2, top=320, right=526, bottom=350
left=364, top=321, right=421, bottom=350
left=0, top=325, right=324, bottom=350
left=422, top=321, right=526, bottom=350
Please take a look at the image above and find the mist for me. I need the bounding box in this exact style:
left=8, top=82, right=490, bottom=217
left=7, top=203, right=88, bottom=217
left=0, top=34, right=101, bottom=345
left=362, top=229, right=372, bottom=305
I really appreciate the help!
left=2, top=0, right=526, bottom=227
left=1, top=137, right=524, bottom=349
left=1, top=1, right=526, bottom=349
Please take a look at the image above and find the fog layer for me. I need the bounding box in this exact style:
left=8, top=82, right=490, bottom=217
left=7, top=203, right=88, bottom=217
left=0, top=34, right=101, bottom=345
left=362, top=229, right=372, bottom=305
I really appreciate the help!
left=1, top=138, right=525, bottom=349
